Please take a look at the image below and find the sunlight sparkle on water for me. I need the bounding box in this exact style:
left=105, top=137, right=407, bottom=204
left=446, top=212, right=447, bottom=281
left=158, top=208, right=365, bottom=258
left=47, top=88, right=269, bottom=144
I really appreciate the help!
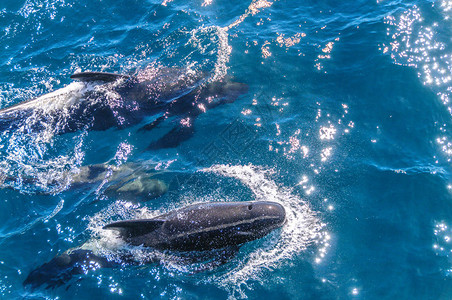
left=319, top=125, right=336, bottom=140
left=298, top=175, right=309, bottom=185
left=276, top=33, right=305, bottom=48
left=241, top=108, right=252, bottom=115
left=384, top=3, right=452, bottom=107
left=202, top=165, right=327, bottom=296
left=114, top=142, right=133, bottom=165
left=278, top=129, right=310, bottom=160
left=314, top=231, right=331, bottom=265
left=432, top=221, right=452, bottom=275
left=321, top=147, right=333, bottom=162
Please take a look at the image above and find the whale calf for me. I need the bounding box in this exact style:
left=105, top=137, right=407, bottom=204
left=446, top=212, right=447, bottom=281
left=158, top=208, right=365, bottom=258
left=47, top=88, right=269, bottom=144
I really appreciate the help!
left=24, top=201, right=285, bottom=289
left=0, top=68, right=248, bottom=148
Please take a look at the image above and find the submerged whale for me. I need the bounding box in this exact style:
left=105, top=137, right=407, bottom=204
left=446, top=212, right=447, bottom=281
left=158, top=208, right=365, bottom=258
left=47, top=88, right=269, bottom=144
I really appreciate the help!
left=0, top=161, right=168, bottom=200
left=65, top=162, right=168, bottom=200
left=0, top=68, right=248, bottom=148
left=24, top=201, right=286, bottom=289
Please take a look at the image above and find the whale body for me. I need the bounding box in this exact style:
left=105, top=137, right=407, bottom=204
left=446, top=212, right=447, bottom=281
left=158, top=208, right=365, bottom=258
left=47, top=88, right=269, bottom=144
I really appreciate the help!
left=24, top=201, right=285, bottom=289
left=104, top=200, right=286, bottom=251
left=0, top=68, right=247, bottom=148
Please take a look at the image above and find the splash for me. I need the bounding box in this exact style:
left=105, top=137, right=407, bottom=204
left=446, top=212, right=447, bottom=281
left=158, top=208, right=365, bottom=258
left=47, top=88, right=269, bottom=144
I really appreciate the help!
left=187, top=25, right=231, bottom=82
left=0, top=131, right=86, bottom=194
left=0, top=82, right=96, bottom=194
left=226, top=0, right=274, bottom=30
left=186, top=0, right=277, bottom=81
left=0, top=76, right=139, bottom=194
left=201, top=164, right=326, bottom=298
left=83, top=164, right=326, bottom=298
left=83, top=200, right=158, bottom=261
left=201, top=0, right=213, bottom=7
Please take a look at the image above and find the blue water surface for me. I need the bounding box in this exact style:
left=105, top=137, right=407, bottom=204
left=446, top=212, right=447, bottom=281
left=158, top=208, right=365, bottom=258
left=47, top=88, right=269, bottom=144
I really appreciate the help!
left=1, top=0, right=452, bottom=299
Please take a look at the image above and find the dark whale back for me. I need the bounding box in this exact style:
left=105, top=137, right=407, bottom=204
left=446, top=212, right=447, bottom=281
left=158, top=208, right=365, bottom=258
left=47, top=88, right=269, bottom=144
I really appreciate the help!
left=0, top=69, right=247, bottom=149
left=24, top=201, right=285, bottom=290
left=23, top=250, right=119, bottom=290
left=104, top=201, right=286, bottom=251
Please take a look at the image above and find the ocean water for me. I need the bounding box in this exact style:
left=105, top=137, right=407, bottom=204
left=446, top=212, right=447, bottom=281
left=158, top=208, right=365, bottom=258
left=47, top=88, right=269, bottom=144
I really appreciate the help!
left=0, top=0, right=452, bottom=298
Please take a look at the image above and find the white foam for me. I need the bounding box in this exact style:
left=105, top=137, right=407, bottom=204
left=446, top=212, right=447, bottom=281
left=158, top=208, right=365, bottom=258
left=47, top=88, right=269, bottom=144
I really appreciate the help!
left=1, top=81, right=88, bottom=114
left=83, top=200, right=160, bottom=261
left=201, top=164, right=326, bottom=297
left=0, top=79, right=128, bottom=194
left=187, top=25, right=231, bottom=82
left=0, top=129, right=87, bottom=194
left=85, top=164, right=327, bottom=298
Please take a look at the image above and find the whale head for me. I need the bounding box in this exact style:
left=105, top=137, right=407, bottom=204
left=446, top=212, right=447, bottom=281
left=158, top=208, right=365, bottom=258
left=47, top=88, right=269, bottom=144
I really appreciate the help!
left=206, top=201, right=287, bottom=240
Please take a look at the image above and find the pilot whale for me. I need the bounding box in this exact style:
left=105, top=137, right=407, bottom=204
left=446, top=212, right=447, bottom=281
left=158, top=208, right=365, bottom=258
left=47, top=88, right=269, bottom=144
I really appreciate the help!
left=0, top=161, right=168, bottom=200
left=24, top=201, right=286, bottom=289
left=70, top=162, right=168, bottom=201
left=0, top=68, right=247, bottom=148
left=104, top=200, right=286, bottom=251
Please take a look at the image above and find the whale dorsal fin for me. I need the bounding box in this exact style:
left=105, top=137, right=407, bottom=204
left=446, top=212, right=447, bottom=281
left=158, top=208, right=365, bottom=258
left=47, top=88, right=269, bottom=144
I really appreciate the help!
left=70, top=72, right=130, bottom=83
left=103, top=219, right=164, bottom=238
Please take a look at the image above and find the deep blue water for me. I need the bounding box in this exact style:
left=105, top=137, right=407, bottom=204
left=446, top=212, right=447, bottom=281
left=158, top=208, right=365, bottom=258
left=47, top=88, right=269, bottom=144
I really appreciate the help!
left=1, top=0, right=452, bottom=299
